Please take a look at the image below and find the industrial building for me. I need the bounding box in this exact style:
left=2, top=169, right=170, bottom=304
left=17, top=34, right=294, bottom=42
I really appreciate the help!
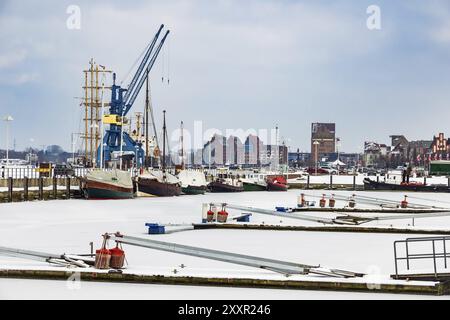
left=311, top=123, right=336, bottom=165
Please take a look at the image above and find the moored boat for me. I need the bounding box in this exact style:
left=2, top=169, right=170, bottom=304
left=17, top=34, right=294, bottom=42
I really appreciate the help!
left=363, top=178, right=450, bottom=193
left=137, top=111, right=182, bottom=197
left=82, top=170, right=134, bottom=200
left=178, top=170, right=207, bottom=195
left=137, top=170, right=182, bottom=197
left=242, top=181, right=267, bottom=192
left=208, top=178, right=244, bottom=193
left=266, top=176, right=288, bottom=192
left=241, top=174, right=267, bottom=192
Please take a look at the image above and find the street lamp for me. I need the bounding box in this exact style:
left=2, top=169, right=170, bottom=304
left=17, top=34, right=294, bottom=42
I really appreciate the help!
left=313, top=140, right=320, bottom=176
left=3, top=115, right=14, bottom=167
left=336, top=137, right=341, bottom=176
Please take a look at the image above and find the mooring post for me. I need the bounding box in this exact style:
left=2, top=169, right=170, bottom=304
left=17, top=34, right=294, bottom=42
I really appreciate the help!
left=307, top=175, right=310, bottom=189
left=353, top=175, right=356, bottom=191
left=66, top=177, right=71, bottom=199
left=329, top=174, right=333, bottom=189
left=38, top=177, right=44, bottom=200
left=53, top=176, right=57, bottom=199
left=24, top=177, right=29, bottom=201
left=201, top=203, right=209, bottom=223
left=424, top=176, right=427, bottom=186
left=377, top=175, right=380, bottom=183
left=7, top=177, right=13, bottom=203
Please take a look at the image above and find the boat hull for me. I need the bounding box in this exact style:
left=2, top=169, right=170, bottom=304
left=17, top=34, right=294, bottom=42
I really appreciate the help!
left=182, top=185, right=207, bottom=195
left=266, top=176, right=288, bottom=192
left=138, top=178, right=182, bottom=197
left=208, top=181, right=244, bottom=193
left=267, top=182, right=288, bottom=192
left=243, top=182, right=267, bottom=192
left=83, top=180, right=134, bottom=200
left=363, top=178, right=450, bottom=193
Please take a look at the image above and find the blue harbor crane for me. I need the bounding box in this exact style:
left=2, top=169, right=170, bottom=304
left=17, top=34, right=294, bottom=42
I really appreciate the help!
left=98, top=24, right=170, bottom=168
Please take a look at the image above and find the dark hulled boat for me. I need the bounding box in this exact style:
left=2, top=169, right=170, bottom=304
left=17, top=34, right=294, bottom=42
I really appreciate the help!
left=182, top=185, right=207, bottom=195
left=82, top=170, right=134, bottom=200
left=208, top=179, right=244, bottom=193
left=363, top=178, right=450, bottom=193
left=137, top=171, right=182, bottom=197
left=137, top=111, right=182, bottom=197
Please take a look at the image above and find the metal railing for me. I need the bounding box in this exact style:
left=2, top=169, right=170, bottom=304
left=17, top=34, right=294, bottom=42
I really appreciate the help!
left=0, top=167, right=93, bottom=179
left=394, top=236, right=450, bottom=278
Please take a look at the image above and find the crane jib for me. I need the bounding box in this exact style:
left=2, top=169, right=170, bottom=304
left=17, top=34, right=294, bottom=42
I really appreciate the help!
left=122, top=24, right=165, bottom=105
left=124, top=30, right=171, bottom=115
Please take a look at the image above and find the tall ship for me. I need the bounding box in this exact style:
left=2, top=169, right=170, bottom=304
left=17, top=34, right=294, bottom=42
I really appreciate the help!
left=137, top=111, right=182, bottom=197
left=82, top=169, right=134, bottom=199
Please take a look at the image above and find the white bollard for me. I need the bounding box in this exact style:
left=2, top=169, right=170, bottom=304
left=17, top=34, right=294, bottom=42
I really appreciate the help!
left=202, top=203, right=209, bottom=223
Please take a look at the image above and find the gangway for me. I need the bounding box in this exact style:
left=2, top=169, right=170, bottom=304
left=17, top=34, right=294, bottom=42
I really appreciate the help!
left=216, top=203, right=345, bottom=225
left=215, top=203, right=450, bottom=226
left=0, top=246, right=93, bottom=268
left=108, top=233, right=363, bottom=278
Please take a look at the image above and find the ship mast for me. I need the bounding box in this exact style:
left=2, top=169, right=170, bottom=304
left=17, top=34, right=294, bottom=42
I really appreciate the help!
left=162, top=110, right=167, bottom=175
left=145, top=78, right=150, bottom=167
left=180, top=121, right=185, bottom=169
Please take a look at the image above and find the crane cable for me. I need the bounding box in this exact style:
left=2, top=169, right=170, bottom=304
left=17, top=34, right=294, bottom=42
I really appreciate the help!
left=120, top=42, right=151, bottom=86
left=167, top=36, right=171, bottom=85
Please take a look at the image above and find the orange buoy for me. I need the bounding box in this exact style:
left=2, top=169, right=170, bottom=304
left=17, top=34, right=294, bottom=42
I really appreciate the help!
left=217, top=210, right=229, bottom=223
left=319, top=195, right=326, bottom=208
left=110, top=246, right=125, bottom=269
left=329, top=195, right=336, bottom=208
left=95, top=248, right=111, bottom=269
left=401, top=195, right=408, bottom=209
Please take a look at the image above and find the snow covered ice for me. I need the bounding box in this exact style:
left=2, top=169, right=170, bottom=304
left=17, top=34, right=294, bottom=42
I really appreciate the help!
left=1, top=190, right=450, bottom=299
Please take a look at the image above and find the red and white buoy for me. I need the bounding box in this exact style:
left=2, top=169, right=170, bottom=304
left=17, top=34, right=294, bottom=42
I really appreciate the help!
left=207, top=205, right=215, bottom=222
left=217, top=205, right=229, bottom=223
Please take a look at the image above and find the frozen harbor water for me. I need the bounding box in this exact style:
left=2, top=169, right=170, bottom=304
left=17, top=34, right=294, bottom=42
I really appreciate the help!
left=0, top=278, right=446, bottom=300
left=1, top=190, right=450, bottom=299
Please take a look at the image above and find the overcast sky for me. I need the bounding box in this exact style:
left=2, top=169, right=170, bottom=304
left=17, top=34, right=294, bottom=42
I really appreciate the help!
left=1, top=0, right=450, bottom=153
